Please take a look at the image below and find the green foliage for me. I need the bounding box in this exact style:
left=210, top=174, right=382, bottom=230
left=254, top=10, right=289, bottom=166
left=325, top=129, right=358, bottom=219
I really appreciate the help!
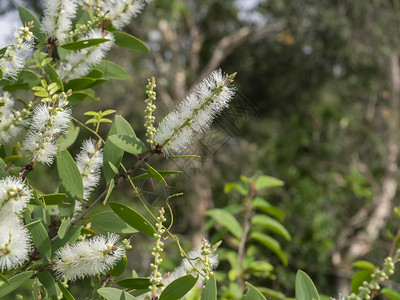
left=159, top=275, right=198, bottom=300
left=295, top=270, right=320, bottom=300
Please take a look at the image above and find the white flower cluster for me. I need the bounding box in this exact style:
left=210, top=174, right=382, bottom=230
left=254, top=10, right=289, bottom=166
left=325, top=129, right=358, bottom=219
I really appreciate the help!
left=0, top=25, right=34, bottom=79
left=76, top=139, right=103, bottom=201
left=102, top=0, right=149, bottom=30
left=22, top=94, right=71, bottom=165
left=42, top=0, right=78, bottom=43
left=154, top=69, right=236, bottom=156
left=59, top=29, right=114, bottom=81
left=0, top=176, right=32, bottom=271
left=53, top=233, right=125, bottom=281
left=0, top=92, right=31, bottom=146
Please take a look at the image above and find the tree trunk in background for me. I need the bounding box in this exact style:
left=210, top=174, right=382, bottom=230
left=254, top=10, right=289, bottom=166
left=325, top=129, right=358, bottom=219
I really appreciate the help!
left=332, top=52, right=400, bottom=294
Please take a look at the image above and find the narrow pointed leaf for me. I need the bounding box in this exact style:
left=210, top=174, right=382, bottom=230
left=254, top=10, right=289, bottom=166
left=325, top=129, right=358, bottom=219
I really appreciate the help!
left=96, top=60, right=129, bottom=80
left=206, top=209, right=242, bottom=239
left=146, top=164, right=167, bottom=185
left=58, top=281, right=76, bottom=300
left=159, top=275, right=198, bottom=300
left=57, top=150, right=83, bottom=201
left=243, top=282, right=267, bottom=300
left=109, top=202, right=156, bottom=236
left=103, top=179, right=115, bottom=205
left=0, top=271, right=33, bottom=297
left=254, top=175, right=284, bottom=190
left=27, top=219, right=51, bottom=259
left=116, top=277, right=152, bottom=290
left=295, top=270, right=320, bottom=300
left=251, top=214, right=291, bottom=241
left=251, top=232, right=287, bottom=265
left=97, top=287, right=135, bottom=300
left=113, top=31, right=149, bottom=52
left=58, top=217, right=71, bottom=239
left=61, top=38, right=110, bottom=50
left=201, top=275, right=217, bottom=300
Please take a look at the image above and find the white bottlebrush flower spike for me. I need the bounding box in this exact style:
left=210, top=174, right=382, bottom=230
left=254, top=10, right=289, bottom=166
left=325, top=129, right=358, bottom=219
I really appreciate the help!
left=53, top=233, right=125, bottom=280
left=0, top=92, right=30, bottom=145
left=22, top=94, right=71, bottom=165
left=0, top=25, right=34, bottom=79
left=154, top=69, right=236, bottom=156
left=0, top=217, right=32, bottom=271
left=102, top=0, right=148, bottom=30
left=60, top=29, right=114, bottom=81
left=76, top=139, right=103, bottom=201
left=41, top=0, right=78, bottom=43
left=0, top=176, right=32, bottom=215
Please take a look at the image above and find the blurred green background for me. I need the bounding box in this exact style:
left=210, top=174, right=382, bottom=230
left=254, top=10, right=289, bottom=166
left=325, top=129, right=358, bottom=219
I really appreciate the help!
left=2, top=0, right=400, bottom=298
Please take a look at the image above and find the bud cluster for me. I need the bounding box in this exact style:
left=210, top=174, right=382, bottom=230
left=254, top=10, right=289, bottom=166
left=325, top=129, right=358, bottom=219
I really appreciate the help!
left=149, top=208, right=166, bottom=295
left=346, top=252, right=399, bottom=300
left=144, top=77, right=157, bottom=146
left=200, top=238, right=214, bottom=282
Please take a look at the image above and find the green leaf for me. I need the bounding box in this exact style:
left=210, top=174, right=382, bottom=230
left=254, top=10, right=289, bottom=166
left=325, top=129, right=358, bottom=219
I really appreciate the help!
left=0, top=271, right=33, bottom=298
left=58, top=217, right=71, bottom=239
left=103, top=179, right=115, bottom=205
left=382, top=288, right=400, bottom=300
left=109, top=134, right=146, bottom=155
left=110, top=256, right=127, bottom=277
left=64, top=77, right=95, bottom=91
left=251, top=214, right=291, bottom=241
left=254, top=175, right=284, bottom=190
left=224, top=181, right=249, bottom=196
left=116, top=277, right=152, bottom=290
left=251, top=232, right=287, bottom=265
left=352, top=260, right=376, bottom=271
left=97, top=287, right=135, bottom=300
left=41, top=193, right=67, bottom=205
left=295, top=270, right=320, bottom=300
left=90, top=211, right=138, bottom=234
left=57, top=281, right=76, bottom=300
left=201, top=275, right=217, bottom=300
left=57, top=150, right=84, bottom=201
left=146, top=163, right=167, bottom=185
left=108, top=162, right=119, bottom=175
left=87, top=68, right=104, bottom=78
left=61, top=38, right=110, bottom=50
left=27, top=219, right=51, bottom=259
left=113, top=31, right=150, bottom=52
left=351, top=269, right=373, bottom=294
left=96, top=60, right=129, bottom=80
left=47, top=64, right=64, bottom=92
left=131, top=170, right=182, bottom=181
left=38, top=271, right=58, bottom=300
left=109, top=202, right=156, bottom=236
left=253, top=197, right=285, bottom=221
left=0, top=70, right=40, bottom=91
left=103, top=115, right=135, bottom=182
left=57, top=122, right=80, bottom=151
left=18, top=6, right=47, bottom=43
left=0, top=274, right=10, bottom=286
left=243, top=282, right=267, bottom=300
left=159, top=275, right=198, bottom=300
left=206, top=209, right=242, bottom=239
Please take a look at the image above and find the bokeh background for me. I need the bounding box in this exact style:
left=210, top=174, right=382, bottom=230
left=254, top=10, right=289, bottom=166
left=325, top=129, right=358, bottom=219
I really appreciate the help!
left=2, top=0, right=400, bottom=298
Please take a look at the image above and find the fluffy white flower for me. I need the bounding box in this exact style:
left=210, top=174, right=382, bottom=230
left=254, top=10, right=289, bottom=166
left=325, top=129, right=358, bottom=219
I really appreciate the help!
left=0, top=217, right=32, bottom=271
left=22, top=97, right=71, bottom=165
left=60, top=29, right=114, bottom=80
left=53, top=233, right=125, bottom=280
left=75, top=139, right=103, bottom=201
left=41, top=0, right=78, bottom=43
left=0, top=26, right=34, bottom=79
left=102, top=0, right=148, bottom=30
left=154, top=69, right=236, bottom=156
left=0, top=176, right=32, bottom=215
